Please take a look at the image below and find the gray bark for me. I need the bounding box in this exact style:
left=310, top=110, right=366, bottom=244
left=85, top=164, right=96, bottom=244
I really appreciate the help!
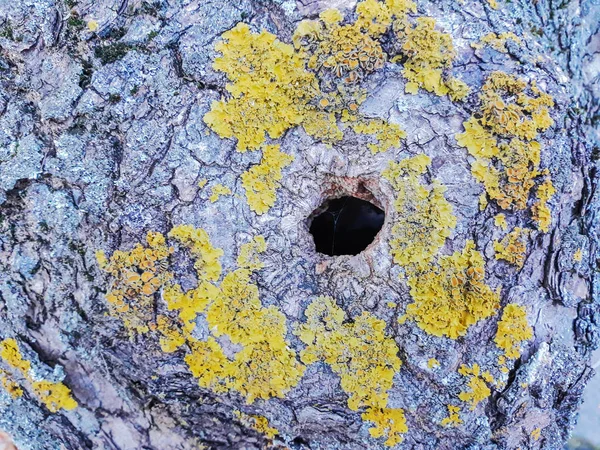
left=0, top=0, right=599, bottom=449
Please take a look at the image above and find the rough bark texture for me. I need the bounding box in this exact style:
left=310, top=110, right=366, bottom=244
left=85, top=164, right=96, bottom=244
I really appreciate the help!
left=0, top=0, right=599, bottom=449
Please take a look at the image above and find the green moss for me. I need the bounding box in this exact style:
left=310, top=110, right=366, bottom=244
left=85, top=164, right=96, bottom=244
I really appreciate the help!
left=95, top=43, right=130, bottom=64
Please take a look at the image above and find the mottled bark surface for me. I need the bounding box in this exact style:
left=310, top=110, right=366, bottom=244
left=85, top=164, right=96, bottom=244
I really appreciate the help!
left=0, top=0, right=599, bottom=449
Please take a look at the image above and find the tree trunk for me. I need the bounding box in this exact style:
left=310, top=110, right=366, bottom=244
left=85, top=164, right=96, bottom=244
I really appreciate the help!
left=0, top=0, right=598, bottom=449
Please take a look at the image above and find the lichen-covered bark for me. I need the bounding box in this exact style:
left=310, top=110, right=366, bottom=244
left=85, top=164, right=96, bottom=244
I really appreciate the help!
left=0, top=0, right=598, bottom=449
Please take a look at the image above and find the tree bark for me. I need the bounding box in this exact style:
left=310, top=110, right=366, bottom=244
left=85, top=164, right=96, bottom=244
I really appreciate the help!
left=0, top=0, right=599, bottom=449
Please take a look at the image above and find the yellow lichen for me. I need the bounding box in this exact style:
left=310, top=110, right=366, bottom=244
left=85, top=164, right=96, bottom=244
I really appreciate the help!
left=234, top=410, right=279, bottom=440
left=427, top=358, right=440, bottom=369
left=295, top=296, right=407, bottom=446
left=237, top=236, right=267, bottom=271
left=393, top=17, right=468, bottom=99
left=473, top=32, right=521, bottom=53
left=487, top=0, right=499, bottom=9
left=97, top=231, right=173, bottom=334
left=532, top=427, right=542, bottom=440
left=197, top=178, right=208, bottom=189
left=532, top=176, right=555, bottom=232
left=0, top=339, right=77, bottom=412
left=87, top=20, right=99, bottom=32
left=351, top=118, right=406, bottom=154
left=440, top=405, right=463, bottom=427
left=493, top=227, right=529, bottom=268
left=196, top=268, right=305, bottom=403
left=456, top=72, right=555, bottom=230
left=31, top=380, right=78, bottom=413
left=203, top=23, right=322, bottom=151
left=457, top=363, right=493, bottom=410
left=574, top=248, right=583, bottom=262
left=405, top=241, right=501, bottom=338
left=494, top=213, right=508, bottom=230
left=241, top=145, right=294, bottom=214
left=209, top=184, right=232, bottom=203
left=99, top=226, right=304, bottom=405
left=494, top=303, right=533, bottom=360
left=382, top=154, right=456, bottom=268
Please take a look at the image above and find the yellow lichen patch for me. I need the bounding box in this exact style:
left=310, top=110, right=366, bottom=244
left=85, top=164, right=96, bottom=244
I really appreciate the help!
left=494, top=304, right=533, bottom=360
left=294, top=4, right=392, bottom=82
left=405, top=241, right=500, bottom=338
left=241, top=145, right=294, bottom=214
left=156, top=315, right=187, bottom=353
left=427, top=358, right=440, bottom=369
left=441, top=405, right=462, bottom=427
left=0, top=370, right=22, bottom=398
left=393, top=17, right=468, bottom=99
left=197, top=178, right=208, bottom=189
left=494, top=213, right=508, bottom=230
left=237, top=236, right=267, bottom=271
left=96, top=231, right=173, bottom=334
left=382, top=155, right=456, bottom=268
left=31, top=381, right=78, bottom=413
left=532, top=427, right=542, bottom=440
left=472, top=32, right=521, bottom=53
left=0, top=339, right=31, bottom=374
left=0, top=339, right=77, bottom=412
left=99, top=226, right=304, bottom=405
left=487, top=0, right=499, bottom=9
left=480, top=73, right=554, bottom=140
left=362, top=407, right=408, bottom=447
left=204, top=23, right=322, bottom=151
left=168, top=225, right=223, bottom=282
left=493, top=227, right=529, bottom=268
left=532, top=176, right=555, bottom=232
left=295, top=296, right=407, bottom=446
left=87, top=20, right=99, bottom=32
left=351, top=118, right=406, bottom=153
left=234, top=410, right=279, bottom=440
left=456, top=72, right=555, bottom=229
left=457, top=363, right=493, bottom=410
left=574, top=248, right=583, bottom=262
left=209, top=184, right=232, bottom=203
left=202, top=269, right=305, bottom=403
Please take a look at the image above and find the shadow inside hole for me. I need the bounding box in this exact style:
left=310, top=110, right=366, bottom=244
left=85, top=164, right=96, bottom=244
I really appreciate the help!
left=309, top=196, right=385, bottom=256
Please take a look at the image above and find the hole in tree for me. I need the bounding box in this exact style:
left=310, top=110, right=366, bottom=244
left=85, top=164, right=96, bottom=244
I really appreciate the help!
left=309, top=196, right=385, bottom=256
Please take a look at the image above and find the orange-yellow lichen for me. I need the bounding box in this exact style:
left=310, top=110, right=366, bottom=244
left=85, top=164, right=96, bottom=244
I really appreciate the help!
left=493, top=227, right=529, bottom=268
left=456, top=72, right=555, bottom=230
left=241, top=145, right=294, bottom=214
left=494, top=303, right=533, bottom=360
left=0, top=339, right=77, bottom=412
left=96, top=231, right=173, bottom=334
left=457, top=363, right=493, bottom=410
left=234, top=410, right=279, bottom=440
left=99, top=226, right=304, bottom=405
left=532, top=427, right=542, bottom=440
left=382, top=154, right=456, bottom=268
left=405, top=241, right=501, bottom=338
left=440, top=405, right=463, bottom=426
left=295, top=296, right=407, bottom=446
left=574, top=248, right=583, bottom=262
